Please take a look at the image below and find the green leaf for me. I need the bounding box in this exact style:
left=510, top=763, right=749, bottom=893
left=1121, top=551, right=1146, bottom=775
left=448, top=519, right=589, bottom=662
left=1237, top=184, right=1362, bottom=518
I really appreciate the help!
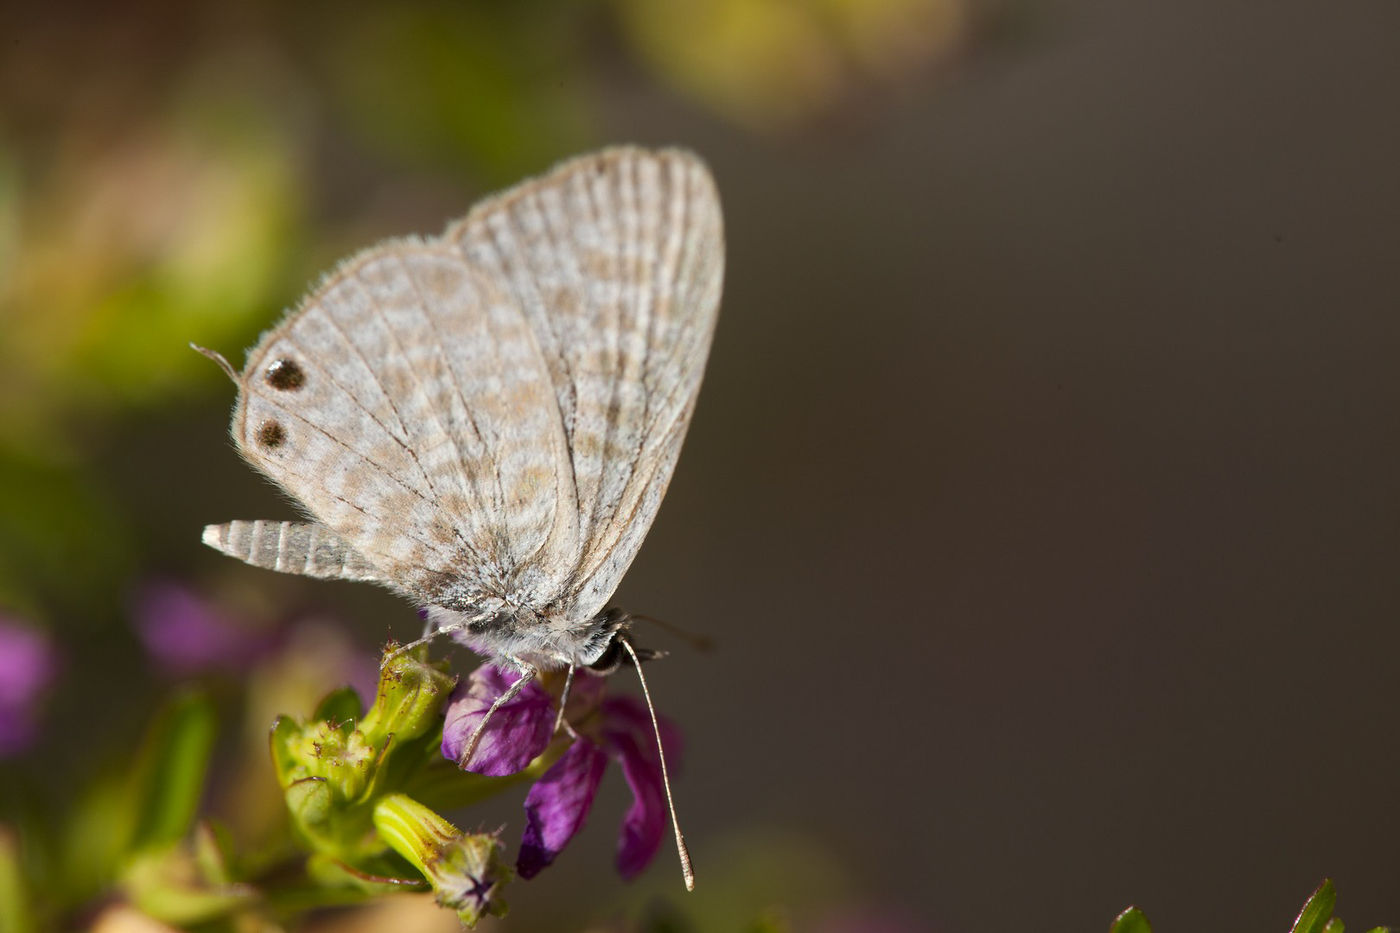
left=128, top=691, right=217, bottom=853
left=1323, top=920, right=1345, bottom=933
left=1292, top=880, right=1338, bottom=933
left=1110, top=906, right=1152, bottom=933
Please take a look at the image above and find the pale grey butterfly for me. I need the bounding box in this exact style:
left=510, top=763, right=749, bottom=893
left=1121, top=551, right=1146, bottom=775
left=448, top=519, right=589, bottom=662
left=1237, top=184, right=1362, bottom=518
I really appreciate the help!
left=197, top=147, right=723, bottom=889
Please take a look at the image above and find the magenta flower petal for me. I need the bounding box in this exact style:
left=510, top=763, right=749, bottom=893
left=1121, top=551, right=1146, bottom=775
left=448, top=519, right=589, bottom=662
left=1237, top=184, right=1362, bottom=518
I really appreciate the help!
left=603, top=724, right=668, bottom=879
left=442, top=665, right=554, bottom=776
left=601, top=695, right=683, bottom=879
left=602, top=695, right=684, bottom=771
left=516, top=737, right=608, bottom=879
left=0, top=619, right=56, bottom=757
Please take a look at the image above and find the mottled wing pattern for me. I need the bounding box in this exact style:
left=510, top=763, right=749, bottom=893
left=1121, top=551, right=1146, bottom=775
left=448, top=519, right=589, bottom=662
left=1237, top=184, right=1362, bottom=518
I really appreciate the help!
left=447, top=147, right=724, bottom=622
left=229, top=242, right=578, bottom=604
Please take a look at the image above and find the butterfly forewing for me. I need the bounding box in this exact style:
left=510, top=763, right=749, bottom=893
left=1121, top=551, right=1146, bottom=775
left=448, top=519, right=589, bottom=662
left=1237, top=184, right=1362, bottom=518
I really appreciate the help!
left=448, top=147, right=724, bottom=621
left=221, top=146, right=723, bottom=627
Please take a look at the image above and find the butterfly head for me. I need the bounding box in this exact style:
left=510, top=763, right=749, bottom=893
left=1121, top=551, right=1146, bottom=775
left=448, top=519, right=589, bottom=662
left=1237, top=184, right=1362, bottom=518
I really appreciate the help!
left=583, top=608, right=665, bottom=675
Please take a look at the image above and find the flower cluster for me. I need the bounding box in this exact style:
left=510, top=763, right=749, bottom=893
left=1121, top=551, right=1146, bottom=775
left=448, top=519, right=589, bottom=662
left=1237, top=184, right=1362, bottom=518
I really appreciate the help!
left=442, top=662, right=682, bottom=881
left=17, top=578, right=688, bottom=927
left=268, top=650, right=511, bottom=926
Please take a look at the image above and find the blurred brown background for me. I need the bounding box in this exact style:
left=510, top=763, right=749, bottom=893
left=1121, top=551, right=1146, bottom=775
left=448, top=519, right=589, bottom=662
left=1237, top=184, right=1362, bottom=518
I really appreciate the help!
left=3, top=0, right=1398, bottom=929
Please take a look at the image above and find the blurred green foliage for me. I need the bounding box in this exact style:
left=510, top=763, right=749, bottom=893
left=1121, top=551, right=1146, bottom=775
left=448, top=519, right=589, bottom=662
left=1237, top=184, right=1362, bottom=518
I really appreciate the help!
left=0, top=0, right=970, bottom=622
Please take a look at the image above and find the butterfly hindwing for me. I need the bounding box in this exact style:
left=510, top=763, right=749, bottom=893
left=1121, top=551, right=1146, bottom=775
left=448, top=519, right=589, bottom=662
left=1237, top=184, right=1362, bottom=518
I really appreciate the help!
left=234, top=244, right=576, bottom=604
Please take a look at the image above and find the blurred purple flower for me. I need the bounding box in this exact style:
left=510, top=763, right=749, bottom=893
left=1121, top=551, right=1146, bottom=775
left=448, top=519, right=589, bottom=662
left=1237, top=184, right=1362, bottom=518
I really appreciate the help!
left=133, top=581, right=277, bottom=675
left=441, top=663, right=682, bottom=880
left=0, top=617, right=56, bottom=756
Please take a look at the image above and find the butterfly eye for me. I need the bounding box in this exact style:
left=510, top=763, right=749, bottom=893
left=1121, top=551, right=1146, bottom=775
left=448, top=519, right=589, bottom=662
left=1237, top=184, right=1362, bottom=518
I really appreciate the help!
left=264, top=359, right=306, bottom=391
left=586, top=639, right=624, bottom=674
left=256, top=420, right=287, bottom=449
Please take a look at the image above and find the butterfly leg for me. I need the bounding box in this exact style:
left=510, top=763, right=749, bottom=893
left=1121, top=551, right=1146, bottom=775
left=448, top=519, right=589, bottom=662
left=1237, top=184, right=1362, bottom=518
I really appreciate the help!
left=457, top=659, right=538, bottom=769
left=384, top=612, right=488, bottom=662
left=552, top=663, right=579, bottom=739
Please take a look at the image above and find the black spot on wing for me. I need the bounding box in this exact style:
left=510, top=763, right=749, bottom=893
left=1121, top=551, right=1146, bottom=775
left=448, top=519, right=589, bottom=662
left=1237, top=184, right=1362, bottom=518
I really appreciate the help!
left=257, top=420, right=287, bottom=448
left=265, top=358, right=306, bottom=391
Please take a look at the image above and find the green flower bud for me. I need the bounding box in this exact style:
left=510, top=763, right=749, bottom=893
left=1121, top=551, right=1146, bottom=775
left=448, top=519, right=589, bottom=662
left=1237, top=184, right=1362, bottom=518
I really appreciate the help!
left=266, top=649, right=466, bottom=871
left=372, top=793, right=509, bottom=928
left=358, top=649, right=457, bottom=749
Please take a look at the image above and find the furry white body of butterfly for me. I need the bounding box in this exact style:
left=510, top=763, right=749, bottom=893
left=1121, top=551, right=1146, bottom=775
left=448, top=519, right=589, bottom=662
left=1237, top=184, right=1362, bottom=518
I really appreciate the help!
left=202, top=146, right=724, bottom=672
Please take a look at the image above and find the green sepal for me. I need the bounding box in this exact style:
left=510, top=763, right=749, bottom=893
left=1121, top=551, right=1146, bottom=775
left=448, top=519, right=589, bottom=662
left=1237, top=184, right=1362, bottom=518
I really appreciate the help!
left=305, top=852, right=427, bottom=894
left=1109, top=906, right=1152, bottom=933
left=269, top=715, right=301, bottom=788
left=314, top=685, right=364, bottom=724
left=284, top=778, right=334, bottom=840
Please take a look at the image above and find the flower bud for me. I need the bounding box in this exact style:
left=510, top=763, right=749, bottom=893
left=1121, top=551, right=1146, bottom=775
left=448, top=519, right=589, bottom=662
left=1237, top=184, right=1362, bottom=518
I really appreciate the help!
left=359, top=649, right=457, bottom=749
left=372, top=793, right=509, bottom=928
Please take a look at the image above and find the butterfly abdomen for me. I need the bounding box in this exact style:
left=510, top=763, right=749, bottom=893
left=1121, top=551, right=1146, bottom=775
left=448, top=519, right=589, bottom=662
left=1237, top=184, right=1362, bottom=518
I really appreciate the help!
left=202, top=520, right=384, bottom=583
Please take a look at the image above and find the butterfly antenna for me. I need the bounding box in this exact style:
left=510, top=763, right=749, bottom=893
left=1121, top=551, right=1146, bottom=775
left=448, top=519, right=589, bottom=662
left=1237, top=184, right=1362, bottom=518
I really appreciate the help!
left=190, top=343, right=238, bottom=384
left=618, top=634, right=694, bottom=891
left=631, top=613, right=716, bottom=653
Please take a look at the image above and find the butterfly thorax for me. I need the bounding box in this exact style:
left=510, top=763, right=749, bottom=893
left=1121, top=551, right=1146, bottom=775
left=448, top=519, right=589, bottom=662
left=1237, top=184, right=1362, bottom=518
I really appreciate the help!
left=423, top=603, right=626, bottom=670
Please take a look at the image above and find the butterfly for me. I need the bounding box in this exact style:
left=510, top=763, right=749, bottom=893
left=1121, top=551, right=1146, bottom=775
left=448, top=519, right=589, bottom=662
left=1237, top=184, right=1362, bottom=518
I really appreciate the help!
left=198, top=147, right=723, bottom=888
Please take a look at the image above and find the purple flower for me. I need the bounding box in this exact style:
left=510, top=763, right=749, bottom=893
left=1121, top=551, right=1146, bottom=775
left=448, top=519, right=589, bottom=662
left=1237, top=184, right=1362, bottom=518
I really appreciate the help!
left=517, top=737, right=609, bottom=878
left=133, top=581, right=277, bottom=675
left=441, top=663, right=682, bottom=880
left=0, top=617, right=56, bottom=757
left=441, top=664, right=557, bottom=777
